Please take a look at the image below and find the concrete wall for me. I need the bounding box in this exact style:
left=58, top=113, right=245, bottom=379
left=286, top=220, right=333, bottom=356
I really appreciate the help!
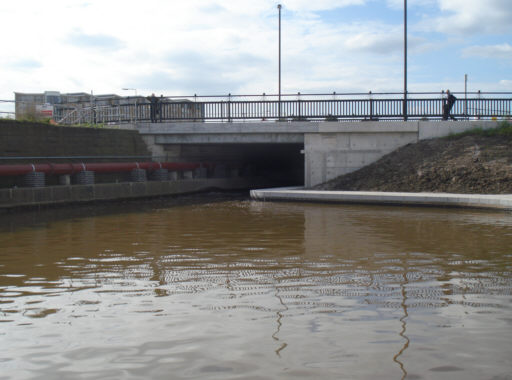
left=135, top=122, right=315, bottom=160
left=305, top=120, right=499, bottom=187
left=0, top=177, right=259, bottom=210
left=119, top=120, right=501, bottom=188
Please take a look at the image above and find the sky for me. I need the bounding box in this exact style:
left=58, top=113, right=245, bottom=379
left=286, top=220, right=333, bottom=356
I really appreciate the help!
left=1, top=0, right=511, bottom=114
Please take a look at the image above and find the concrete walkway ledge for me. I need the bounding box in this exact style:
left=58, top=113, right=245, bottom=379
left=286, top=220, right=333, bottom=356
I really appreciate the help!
left=250, top=187, right=512, bottom=211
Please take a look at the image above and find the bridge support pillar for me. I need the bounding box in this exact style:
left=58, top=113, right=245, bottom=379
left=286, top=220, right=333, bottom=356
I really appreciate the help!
left=213, top=164, right=227, bottom=178
left=74, top=171, right=95, bottom=185
left=194, top=167, right=208, bottom=179
left=23, top=172, right=45, bottom=188
left=59, top=174, right=71, bottom=186
left=150, top=169, right=169, bottom=181
left=130, top=169, right=147, bottom=182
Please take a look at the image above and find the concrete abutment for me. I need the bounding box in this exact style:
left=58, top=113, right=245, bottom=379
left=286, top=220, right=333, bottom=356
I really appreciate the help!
left=132, top=120, right=500, bottom=188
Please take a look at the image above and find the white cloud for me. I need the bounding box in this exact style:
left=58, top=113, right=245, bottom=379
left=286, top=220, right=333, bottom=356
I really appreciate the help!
left=281, top=0, right=366, bottom=12
left=0, top=0, right=510, bottom=103
left=463, top=43, right=512, bottom=60
left=386, top=0, right=436, bottom=10
left=434, top=0, right=512, bottom=35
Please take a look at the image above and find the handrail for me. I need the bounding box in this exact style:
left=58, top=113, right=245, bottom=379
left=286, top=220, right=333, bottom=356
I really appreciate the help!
left=5, top=91, right=512, bottom=124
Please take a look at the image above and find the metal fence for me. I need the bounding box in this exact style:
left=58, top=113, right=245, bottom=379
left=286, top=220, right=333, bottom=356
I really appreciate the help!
left=4, top=91, right=512, bottom=124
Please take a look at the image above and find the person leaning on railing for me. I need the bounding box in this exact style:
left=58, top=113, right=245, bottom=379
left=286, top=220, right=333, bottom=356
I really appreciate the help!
left=442, top=90, right=457, bottom=120
left=147, top=93, right=158, bottom=122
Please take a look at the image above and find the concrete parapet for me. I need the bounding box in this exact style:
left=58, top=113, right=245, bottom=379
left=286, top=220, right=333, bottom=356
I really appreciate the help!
left=70, top=185, right=95, bottom=202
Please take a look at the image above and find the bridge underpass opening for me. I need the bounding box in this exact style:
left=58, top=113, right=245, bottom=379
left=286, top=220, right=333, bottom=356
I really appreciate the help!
left=163, top=143, right=305, bottom=187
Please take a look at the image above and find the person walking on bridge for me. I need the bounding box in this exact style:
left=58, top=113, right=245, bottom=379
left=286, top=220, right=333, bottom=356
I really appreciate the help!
left=147, top=93, right=158, bottom=123
left=442, top=90, right=457, bottom=120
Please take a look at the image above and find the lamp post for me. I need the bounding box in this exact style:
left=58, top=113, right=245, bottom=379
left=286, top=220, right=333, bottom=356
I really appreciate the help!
left=403, top=0, right=408, bottom=121
left=278, top=4, right=282, bottom=120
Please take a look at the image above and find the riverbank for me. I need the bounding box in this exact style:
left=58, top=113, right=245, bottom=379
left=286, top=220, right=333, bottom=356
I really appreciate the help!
left=313, top=122, right=512, bottom=194
left=0, top=177, right=265, bottom=211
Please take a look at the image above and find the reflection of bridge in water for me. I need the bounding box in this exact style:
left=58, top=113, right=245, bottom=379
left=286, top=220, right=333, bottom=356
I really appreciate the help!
left=54, top=91, right=512, bottom=125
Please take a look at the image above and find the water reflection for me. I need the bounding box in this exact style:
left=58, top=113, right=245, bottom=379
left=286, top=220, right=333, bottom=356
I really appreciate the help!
left=393, top=272, right=410, bottom=380
left=0, top=197, right=511, bottom=379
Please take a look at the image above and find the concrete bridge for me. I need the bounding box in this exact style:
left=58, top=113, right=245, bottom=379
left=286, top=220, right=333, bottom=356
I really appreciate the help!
left=124, top=120, right=499, bottom=187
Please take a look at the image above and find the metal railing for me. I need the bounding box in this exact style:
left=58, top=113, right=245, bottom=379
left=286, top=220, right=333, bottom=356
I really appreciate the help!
left=5, top=91, right=512, bottom=124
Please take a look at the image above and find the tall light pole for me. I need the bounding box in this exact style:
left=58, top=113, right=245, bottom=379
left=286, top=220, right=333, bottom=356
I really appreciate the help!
left=278, top=4, right=282, bottom=120
left=403, top=0, right=408, bottom=121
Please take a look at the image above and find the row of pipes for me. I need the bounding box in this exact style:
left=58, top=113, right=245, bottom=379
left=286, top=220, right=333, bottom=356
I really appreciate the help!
left=0, top=162, right=212, bottom=177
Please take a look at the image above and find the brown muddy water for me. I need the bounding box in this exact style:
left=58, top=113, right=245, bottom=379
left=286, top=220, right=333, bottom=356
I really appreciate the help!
left=0, top=194, right=511, bottom=379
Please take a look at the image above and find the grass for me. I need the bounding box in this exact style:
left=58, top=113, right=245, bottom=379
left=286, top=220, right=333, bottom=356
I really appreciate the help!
left=0, top=118, right=108, bottom=129
left=447, top=120, right=512, bottom=139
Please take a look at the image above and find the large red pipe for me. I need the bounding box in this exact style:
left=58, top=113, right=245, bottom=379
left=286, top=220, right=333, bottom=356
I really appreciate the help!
left=0, top=162, right=212, bottom=176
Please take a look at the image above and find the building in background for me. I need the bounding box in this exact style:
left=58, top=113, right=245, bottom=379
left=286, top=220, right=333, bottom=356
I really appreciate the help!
left=14, top=91, right=204, bottom=124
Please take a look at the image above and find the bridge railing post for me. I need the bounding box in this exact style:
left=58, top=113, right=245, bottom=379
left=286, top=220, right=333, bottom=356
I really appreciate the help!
left=369, top=91, right=373, bottom=120
left=403, top=91, right=408, bottom=121
left=477, top=90, right=481, bottom=120
left=297, top=92, right=301, bottom=120
left=228, top=93, right=232, bottom=123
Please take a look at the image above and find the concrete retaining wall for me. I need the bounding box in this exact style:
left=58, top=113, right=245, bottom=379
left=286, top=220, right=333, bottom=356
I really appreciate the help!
left=305, top=120, right=499, bottom=187
left=0, top=177, right=258, bottom=210
left=0, top=120, right=150, bottom=160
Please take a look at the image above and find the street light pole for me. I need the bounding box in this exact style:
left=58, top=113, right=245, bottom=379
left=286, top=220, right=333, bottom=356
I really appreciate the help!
left=403, top=0, right=408, bottom=121
left=278, top=4, right=282, bottom=120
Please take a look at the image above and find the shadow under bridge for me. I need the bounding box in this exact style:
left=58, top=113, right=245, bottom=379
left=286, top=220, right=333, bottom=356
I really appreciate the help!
left=139, top=122, right=308, bottom=186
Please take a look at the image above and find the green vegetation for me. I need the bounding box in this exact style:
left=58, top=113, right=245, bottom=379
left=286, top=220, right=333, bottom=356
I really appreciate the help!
left=73, top=122, right=107, bottom=129
left=447, top=121, right=512, bottom=139
left=4, top=116, right=55, bottom=124
left=0, top=118, right=110, bottom=129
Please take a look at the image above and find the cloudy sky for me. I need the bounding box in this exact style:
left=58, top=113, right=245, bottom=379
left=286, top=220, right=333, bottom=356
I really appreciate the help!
left=1, top=0, right=511, bottom=113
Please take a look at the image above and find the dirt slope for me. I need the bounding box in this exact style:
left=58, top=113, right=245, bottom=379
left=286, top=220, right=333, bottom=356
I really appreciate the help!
left=313, top=133, right=512, bottom=194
